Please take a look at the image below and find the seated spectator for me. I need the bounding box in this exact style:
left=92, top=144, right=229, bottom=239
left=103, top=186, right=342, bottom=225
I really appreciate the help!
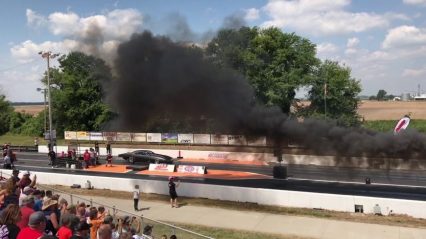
left=17, top=196, right=35, bottom=229
left=0, top=204, right=21, bottom=238
left=17, top=211, right=46, bottom=239
left=70, top=221, right=91, bottom=239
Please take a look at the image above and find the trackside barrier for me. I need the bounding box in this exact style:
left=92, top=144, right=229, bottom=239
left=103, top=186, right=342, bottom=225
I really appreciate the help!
left=148, top=164, right=176, bottom=172
left=177, top=165, right=206, bottom=174
left=0, top=171, right=214, bottom=239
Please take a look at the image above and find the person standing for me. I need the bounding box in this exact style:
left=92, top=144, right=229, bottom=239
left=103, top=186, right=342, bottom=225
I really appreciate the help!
left=83, top=150, right=90, bottom=169
left=94, top=142, right=99, bottom=155
left=168, top=177, right=180, bottom=208
left=106, top=154, right=112, bottom=167
left=133, top=185, right=140, bottom=211
left=48, top=150, right=56, bottom=166
left=17, top=196, right=35, bottom=229
left=106, top=142, right=111, bottom=155
left=70, top=221, right=91, bottom=239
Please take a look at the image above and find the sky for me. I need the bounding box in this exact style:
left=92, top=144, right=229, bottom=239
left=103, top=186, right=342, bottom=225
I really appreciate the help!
left=1, top=0, right=426, bottom=102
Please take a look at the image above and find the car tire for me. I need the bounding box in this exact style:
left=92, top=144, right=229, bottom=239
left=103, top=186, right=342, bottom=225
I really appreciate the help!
left=129, top=157, right=135, bottom=164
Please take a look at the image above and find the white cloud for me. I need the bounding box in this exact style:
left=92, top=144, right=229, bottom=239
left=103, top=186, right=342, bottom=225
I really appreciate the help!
left=316, top=42, right=339, bottom=59
left=403, top=0, right=426, bottom=6
left=402, top=67, right=426, bottom=77
left=244, top=8, right=260, bottom=21
left=13, top=9, right=143, bottom=63
left=26, top=9, right=47, bottom=28
left=382, top=25, right=426, bottom=49
left=346, top=37, right=359, bottom=48
left=262, top=0, right=389, bottom=35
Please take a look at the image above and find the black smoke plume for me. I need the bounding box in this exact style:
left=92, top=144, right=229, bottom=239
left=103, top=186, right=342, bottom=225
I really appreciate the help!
left=107, top=31, right=426, bottom=159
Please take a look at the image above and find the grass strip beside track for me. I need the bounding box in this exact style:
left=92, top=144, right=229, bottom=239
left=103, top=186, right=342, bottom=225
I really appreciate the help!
left=47, top=185, right=426, bottom=229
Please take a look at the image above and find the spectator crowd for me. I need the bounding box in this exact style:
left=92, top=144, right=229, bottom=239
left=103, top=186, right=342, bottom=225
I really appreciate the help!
left=0, top=169, right=178, bottom=239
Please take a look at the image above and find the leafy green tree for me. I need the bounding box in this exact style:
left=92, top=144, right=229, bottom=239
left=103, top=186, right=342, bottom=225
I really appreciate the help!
left=0, top=95, right=13, bottom=135
left=206, top=27, right=319, bottom=113
left=376, top=89, right=387, bottom=101
left=305, top=60, right=362, bottom=126
left=16, top=111, right=44, bottom=136
left=8, top=112, right=32, bottom=134
left=44, top=52, right=115, bottom=137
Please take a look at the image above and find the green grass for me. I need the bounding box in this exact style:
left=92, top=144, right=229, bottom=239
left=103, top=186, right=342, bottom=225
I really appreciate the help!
left=0, top=133, right=65, bottom=146
left=362, top=120, right=426, bottom=133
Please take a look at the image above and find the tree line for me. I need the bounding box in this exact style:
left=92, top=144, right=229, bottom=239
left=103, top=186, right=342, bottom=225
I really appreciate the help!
left=2, top=27, right=363, bottom=137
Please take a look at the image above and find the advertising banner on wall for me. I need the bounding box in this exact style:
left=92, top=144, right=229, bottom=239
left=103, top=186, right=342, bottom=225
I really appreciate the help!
left=102, top=132, right=117, bottom=141
left=161, top=133, right=178, bottom=144
left=177, top=165, right=206, bottom=174
left=147, top=133, right=162, bottom=143
left=89, top=132, right=103, bottom=141
left=76, top=131, right=90, bottom=141
left=132, top=133, right=147, bottom=142
left=211, top=134, right=228, bottom=145
left=193, top=134, right=211, bottom=144
left=64, top=131, right=77, bottom=140
left=116, top=132, right=131, bottom=141
left=178, top=134, right=193, bottom=144
left=228, top=135, right=247, bottom=145
left=247, top=136, right=267, bottom=146
left=148, top=163, right=175, bottom=172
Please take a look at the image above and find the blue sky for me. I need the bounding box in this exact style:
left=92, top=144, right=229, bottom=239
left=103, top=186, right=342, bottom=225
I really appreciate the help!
left=1, top=0, right=426, bottom=102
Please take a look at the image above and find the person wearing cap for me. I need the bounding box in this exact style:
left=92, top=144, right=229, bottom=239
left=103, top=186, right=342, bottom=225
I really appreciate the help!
left=17, top=195, right=35, bottom=229
left=17, top=211, right=46, bottom=239
left=70, top=221, right=91, bottom=239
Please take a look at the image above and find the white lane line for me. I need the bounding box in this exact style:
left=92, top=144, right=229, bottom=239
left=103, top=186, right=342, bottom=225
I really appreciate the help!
left=289, top=177, right=426, bottom=188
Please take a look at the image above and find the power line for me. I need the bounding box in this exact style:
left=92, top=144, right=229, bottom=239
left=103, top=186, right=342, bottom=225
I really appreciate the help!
left=0, top=60, right=36, bottom=72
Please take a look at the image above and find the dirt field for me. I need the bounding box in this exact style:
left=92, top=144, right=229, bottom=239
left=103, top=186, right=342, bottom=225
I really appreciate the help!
left=13, top=101, right=426, bottom=120
left=13, top=105, right=45, bottom=116
left=358, top=100, right=426, bottom=120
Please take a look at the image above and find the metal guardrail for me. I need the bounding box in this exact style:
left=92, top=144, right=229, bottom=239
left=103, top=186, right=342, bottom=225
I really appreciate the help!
left=0, top=170, right=214, bottom=239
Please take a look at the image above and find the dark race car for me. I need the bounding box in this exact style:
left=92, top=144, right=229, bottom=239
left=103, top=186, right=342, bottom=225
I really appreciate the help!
left=118, top=150, right=174, bottom=164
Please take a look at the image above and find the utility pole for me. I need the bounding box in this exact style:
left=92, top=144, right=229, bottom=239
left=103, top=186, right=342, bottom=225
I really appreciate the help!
left=36, top=88, right=47, bottom=132
left=39, top=51, right=60, bottom=151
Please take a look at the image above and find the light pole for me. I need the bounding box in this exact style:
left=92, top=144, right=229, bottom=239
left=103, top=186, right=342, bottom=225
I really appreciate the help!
left=36, top=88, right=47, bottom=132
left=39, top=51, right=60, bottom=151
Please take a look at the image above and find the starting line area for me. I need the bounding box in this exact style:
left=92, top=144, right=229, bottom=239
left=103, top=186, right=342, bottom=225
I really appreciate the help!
left=83, top=164, right=270, bottom=180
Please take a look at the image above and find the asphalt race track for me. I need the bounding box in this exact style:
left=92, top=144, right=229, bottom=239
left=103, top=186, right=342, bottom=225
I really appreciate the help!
left=12, top=152, right=426, bottom=201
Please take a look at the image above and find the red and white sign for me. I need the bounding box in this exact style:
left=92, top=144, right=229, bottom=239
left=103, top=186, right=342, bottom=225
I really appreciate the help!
left=148, top=164, right=175, bottom=172
left=177, top=165, right=206, bottom=174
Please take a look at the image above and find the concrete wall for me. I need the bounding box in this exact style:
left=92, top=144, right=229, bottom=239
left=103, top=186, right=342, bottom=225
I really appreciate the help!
left=40, top=145, right=426, bottom=170
left=6, top=169, right=426, bottom=219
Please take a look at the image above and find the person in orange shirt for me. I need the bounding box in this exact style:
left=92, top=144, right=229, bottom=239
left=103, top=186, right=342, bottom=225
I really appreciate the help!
left=88, top=208, right=104, bottom=239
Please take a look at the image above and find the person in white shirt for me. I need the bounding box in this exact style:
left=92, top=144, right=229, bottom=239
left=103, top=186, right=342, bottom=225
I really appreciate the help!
left=133, top=185, right=140, bottom=211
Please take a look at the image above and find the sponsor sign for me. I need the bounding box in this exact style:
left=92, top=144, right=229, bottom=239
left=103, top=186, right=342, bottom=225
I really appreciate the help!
left=247, top=136, right=267, bottom=146
left=147, top=133, right=162, bottom=143
left=177, top=165, right=206, bottom=174
left=208, top=152, right=228, bottom=159
left=116, top=132, right=131, bottom=141
left=161, top=133, right=178, bottom=144
left=89, top=132, right=103, bottom=141
left=102, top=132, right=117, bottom=141
left=178, top=134, right=193, bottom=144
left=64, top=131, right=77, bottom=140
left=193, top=134, right=210, bottom=144
left=132, top=133, right=147, bottom=142
left=211, top=134, right=228, bottom=145
left=148, top=163, right=175, bottom=172
left=76, top=131, right=90, bottom=140
left=228, top=135, right=247, bottom=145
